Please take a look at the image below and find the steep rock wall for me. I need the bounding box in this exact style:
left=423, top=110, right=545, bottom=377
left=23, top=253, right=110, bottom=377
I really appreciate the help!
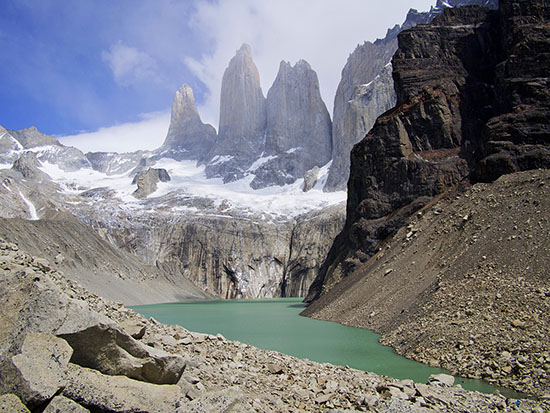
left=82, top=205, right=345, bottom=299
left=307, top=0, right=550, bottom=302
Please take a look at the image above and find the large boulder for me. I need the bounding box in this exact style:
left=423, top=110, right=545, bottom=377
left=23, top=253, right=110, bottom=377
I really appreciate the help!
left=62, top=364, right=185, bottom=413
left=0, top=394, right=30, bottom=413
left=43, top=395, right=89, bottom=413
left=132, top=167, right=171, bottom=199
left=58, top=323, right=186, bottom=385
left=0, top=333, right=73, bottom=406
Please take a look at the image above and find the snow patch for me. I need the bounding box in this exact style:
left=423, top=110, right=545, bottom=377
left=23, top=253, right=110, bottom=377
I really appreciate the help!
left=37, top=156, right=346, bottom=218
left=19, top=191, right=39, bottom=220
left=247, top=154, right=277, bottom=172
left=209, top=155, right=233, bottom=166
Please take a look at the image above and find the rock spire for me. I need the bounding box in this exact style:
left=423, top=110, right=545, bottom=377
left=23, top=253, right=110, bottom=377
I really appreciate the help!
left=250, top=59, right=332, bottom=188
left=205, top=44, right=267, bottom=182
left=160, top=84, right=216, bottom=162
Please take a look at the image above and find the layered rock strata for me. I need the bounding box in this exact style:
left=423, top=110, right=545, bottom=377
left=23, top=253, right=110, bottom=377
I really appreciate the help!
left=307, top=0, right=550, bottom=302
left=1, top=240, right=547, bottom=412
left=83, top=204, right=346, bottom=299
left=324, top=0, right=500, bottom=191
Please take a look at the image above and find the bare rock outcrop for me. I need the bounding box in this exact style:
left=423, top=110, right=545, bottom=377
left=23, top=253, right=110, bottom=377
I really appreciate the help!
left=7, top=126, right=58, bottom=149
left=132, top=167, right=171, bottom=198
left=250, top=60, right=332, bottom=189
left=159, top=84, right=217, bottom=162
left=11, top=152, right=50, bottom=181
left=206, top=44, right=267, bottom=182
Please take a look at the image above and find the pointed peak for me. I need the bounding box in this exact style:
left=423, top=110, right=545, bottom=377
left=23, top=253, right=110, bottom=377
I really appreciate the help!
left=278, top=59, right=312, bottom=73
left=175, top=84, right=195, bottom=103
left=237, top=43, right=252, bottom=57
left=294, top=59, right=311, bottom=70
left=279, top=60, right=291, bottom=70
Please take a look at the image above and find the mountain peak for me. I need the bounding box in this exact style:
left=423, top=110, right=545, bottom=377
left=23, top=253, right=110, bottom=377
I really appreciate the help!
left=237, top=43, right=252, bottom=57
left=160, top=84, right=216, bottom=161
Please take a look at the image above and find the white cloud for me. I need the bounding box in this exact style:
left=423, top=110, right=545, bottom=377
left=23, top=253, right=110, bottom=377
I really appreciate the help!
left=184, top=0, right=436, bottom=128
left=102, top=41, right=158, bottom=86
left=58, top=111, right=170, bottom=153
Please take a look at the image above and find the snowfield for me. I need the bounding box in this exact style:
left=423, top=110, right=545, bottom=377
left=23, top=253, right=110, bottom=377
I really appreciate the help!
left=35, top=157, right=346, bottom=218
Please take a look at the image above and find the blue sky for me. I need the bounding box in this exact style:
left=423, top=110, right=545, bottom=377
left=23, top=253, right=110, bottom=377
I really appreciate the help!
left=0, top=0, right=435, bottom=152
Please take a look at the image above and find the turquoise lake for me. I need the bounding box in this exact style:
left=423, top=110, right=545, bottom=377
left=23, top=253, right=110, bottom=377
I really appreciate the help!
left=133, top=297, right=524, bottom=398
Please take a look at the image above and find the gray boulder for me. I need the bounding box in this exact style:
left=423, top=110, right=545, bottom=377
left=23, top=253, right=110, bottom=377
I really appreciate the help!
left=132, top=167, right=171, bottom=199
left=428, top=374, right=455, bottom=387
left=59, top=322, right=186, bottom=385
left=43, top=395, right=89, bottom=413
left=0, top=394, right=30, bottom=413
left=0, top=333, right=73, bottom=406
left=63, top=363, right=185, bottom=413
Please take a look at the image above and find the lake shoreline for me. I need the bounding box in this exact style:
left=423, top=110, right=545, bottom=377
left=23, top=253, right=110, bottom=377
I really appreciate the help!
left=133, top=298, right=529, bottom=400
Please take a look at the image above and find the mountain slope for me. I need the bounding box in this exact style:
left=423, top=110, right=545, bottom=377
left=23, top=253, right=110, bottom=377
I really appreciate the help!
left=303, top=169, right=550, bottom=396
left=0, top=214, right=210, bottom=305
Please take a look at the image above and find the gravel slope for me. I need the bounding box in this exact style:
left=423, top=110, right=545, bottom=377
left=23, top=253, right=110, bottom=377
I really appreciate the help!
left=303, top=169, right=550, bottom=397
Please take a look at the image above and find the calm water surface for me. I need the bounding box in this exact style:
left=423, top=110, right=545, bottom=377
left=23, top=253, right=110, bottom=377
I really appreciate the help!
left=133, top=298, right=524, bottom=398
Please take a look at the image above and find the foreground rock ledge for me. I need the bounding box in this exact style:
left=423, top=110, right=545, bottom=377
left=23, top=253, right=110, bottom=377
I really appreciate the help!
left=0, top=242, right=548, bottom=411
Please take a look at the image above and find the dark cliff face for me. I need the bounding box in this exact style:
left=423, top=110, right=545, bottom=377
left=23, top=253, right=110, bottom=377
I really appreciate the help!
left=324, top=0, right=498, bottom=192
left=307, top=0, right=550, bottom=302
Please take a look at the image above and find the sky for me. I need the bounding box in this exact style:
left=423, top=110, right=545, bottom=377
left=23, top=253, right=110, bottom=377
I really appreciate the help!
left=0, top=0, right=436, bottom=153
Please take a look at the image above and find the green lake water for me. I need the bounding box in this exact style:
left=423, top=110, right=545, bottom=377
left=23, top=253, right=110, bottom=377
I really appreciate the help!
left=133, top=297, right=524, bottom=398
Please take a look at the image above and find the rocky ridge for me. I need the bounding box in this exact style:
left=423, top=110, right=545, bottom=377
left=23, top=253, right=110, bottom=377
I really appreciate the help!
left=0, top=124, right=345, bottom=300
left=1, top=240, right=547, bottom=412
left=0, top=215, right=209, bottom=305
